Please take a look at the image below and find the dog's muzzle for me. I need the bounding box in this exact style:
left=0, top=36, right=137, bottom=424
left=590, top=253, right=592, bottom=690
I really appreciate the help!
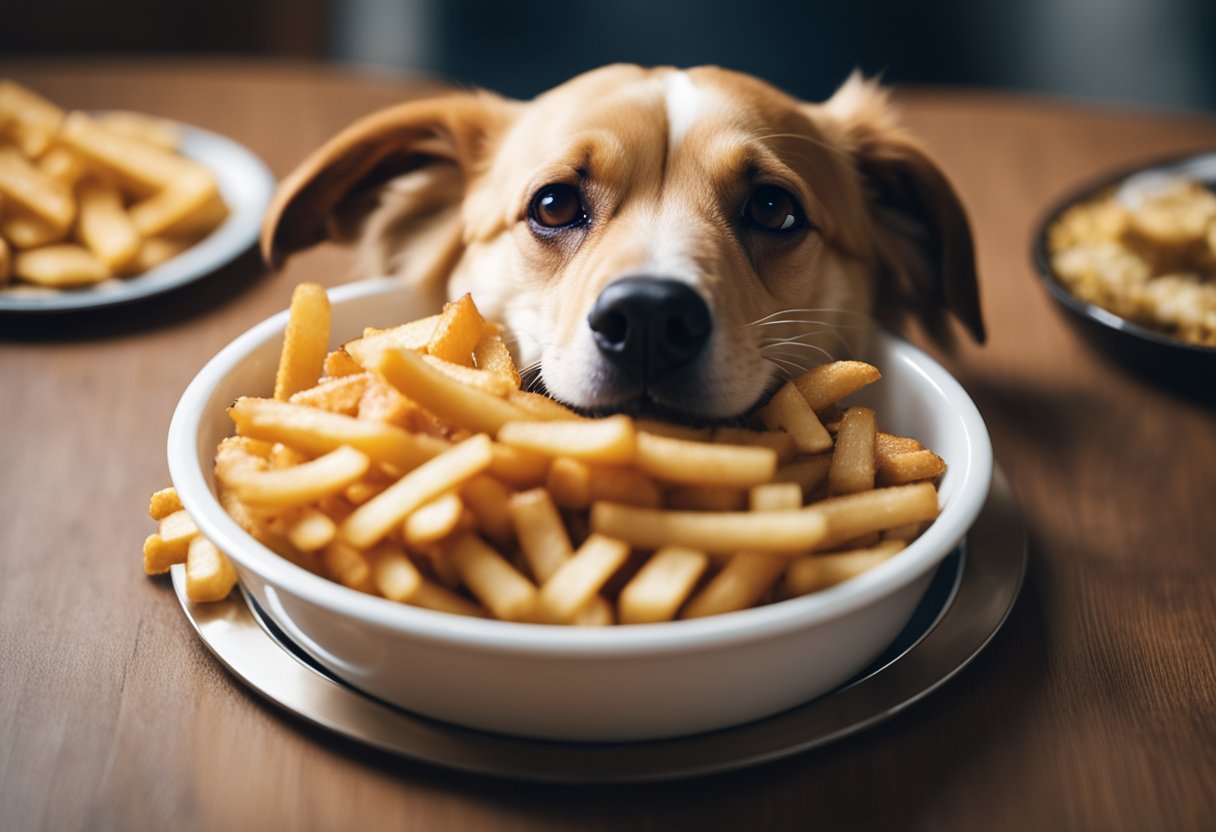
left=586, top=276, right=712, bottom=384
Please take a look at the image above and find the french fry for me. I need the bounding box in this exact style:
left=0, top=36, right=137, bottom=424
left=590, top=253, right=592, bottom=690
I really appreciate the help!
left=136, top=186, right=227, bottom=239
left=420, top=354, right=518, bottom=395
left=342, top=314, right=440, bottom=366
left=323, top=348, right=364, bottom=378
left=635, top=431, right=776, bottom=487
left=408, top=578, right=486, bottom=617
left=773, top=455, right=833, bottom=498
left=486, top=442, right=551, bottom=488
left=793, top=360, right=881, bottom=412
left=508, top=488, right=574, bottom=583
left=506, top=389, right=580, bottom=420
left=618, top=546, right=709, bottom=624
left=185, top=536, right=239, bottom=602
left=0, top=80, right=64, bottom=157
left=712, top=427, right=797, bottom=463
left=229, top=397, right=441, bottom=472
left=427, top=293, right=486, bottom=365
left=321, top=539, right=376, bottom=593
left=0, top=236, right=10, bottom=284
left=815, top=483, right=940, bottom=548
left=367, top=545, right=423, bottom=602
left=633, top=419, right=712, bottom=442
left=58, top=111, right=202, bottom=194
left=286, top=508, right=337, bottom=553
left=147, top=486, right=183, bottom=520
left=877, top=448, right=947, bottom=486
left=0, top=205, right=66, bottom=249
left=572, top=595, right=615, bottom=626
left=0, top=147, right=75, bottom=231
left=288, top=372, right=370, bottom=416
left=274, top=282, right=331, bottom=401
left=119, top=236, right=194, bottom=275
left=749, top=482, right=803, bottom=511
left=784, top=539, right=906, bottom=596
left=447, top=532, right=537, bottom=622
left=679, top=553, right=787, bottom=619
left=460, top=474, right=515, bottom=546
left=95, top=110, right=180, bottom=150
left=758, top=380, right=834, bottom=454
left=143, top=509, right=199, bottom=574
left=536, top=534, right=630, bottom=624
left=340, top=435, right=494, bottom=548
left=374, top=347, right=527, bottom=436
left=404, top=492, right=464, bottom=546
left=590, top=502, right=828, bottom=554
left=473, top=331, right=522, bottom=387
left=498, top=414, right=636, bottom=464
left=12, top=244, right=108, bottom=286
left=828, top=406, right=877, bottom=496
left=74, top=177, right=140, bottom=271
left=218, top=445, right=371, bottom=508
left=37, top=147, right=86, bottom=187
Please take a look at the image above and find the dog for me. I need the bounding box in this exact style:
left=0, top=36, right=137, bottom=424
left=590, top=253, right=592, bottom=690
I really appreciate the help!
left=261, top=64, right=984, bottom=422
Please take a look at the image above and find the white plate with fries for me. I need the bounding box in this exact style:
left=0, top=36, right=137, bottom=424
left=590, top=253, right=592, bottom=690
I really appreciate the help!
left=166, top=279, right=993, bottom=742
left=0, top=81, right=274, bottom=312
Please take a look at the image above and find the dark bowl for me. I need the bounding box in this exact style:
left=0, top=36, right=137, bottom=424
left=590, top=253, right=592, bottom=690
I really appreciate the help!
left=1030, top=151, right=1216, bottom=402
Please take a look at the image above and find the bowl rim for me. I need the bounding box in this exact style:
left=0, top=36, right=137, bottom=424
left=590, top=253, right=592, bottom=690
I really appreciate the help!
left=1029, top=148, right=1216, bottom=357
left=167, top=279, right=993, bottom=657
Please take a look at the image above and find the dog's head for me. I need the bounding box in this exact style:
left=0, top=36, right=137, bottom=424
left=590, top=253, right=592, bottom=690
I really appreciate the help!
left=263, top=65, right=983, bottom=422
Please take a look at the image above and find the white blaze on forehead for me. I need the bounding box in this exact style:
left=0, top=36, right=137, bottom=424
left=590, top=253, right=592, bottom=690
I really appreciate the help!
left=664, top=71, right=708, bottom=151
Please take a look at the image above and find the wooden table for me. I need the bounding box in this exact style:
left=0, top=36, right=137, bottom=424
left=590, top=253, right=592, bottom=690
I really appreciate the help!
left=2, top=61, right=1213, bottom=832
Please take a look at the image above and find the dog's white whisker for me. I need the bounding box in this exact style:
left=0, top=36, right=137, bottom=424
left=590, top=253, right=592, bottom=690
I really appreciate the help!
left=740, top=307, right=871, bottom=328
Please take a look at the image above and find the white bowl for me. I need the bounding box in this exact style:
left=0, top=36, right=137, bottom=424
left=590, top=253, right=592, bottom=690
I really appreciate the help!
left=168, top=278, right=992, bottom=742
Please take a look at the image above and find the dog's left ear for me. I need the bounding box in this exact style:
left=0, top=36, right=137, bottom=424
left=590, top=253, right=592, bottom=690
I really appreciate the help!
left=817, top=74, right=985, bottom=344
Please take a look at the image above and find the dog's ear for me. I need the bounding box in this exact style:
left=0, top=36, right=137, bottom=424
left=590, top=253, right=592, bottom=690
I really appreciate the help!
left=260, top=91, right=518, bottom=283
left=819, top=74, right=985, bottom=344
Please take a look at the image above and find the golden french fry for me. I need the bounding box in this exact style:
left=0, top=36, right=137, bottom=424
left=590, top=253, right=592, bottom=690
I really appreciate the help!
left=0, top=147, right=74, bottom=232
left=679, top=553, right=786, bottom=619
left=749, top=482, right=803, bottom=511
left=486, top=442, right=551, bottom=488
left=877, top=431, right=923, bottom=456
left=473, top=331, right=522, bottom=387
left=427, top=293, right=486, bottom=365
left=590, top=502, right=828, bottom=554
left=323, top=348, right=364, bottom=378
left=95, top=110, right=180, bottom=150
left=713, top=427, right=797, bottom=463
left=498, top=415, right=636, bottom=465
left=408, top=578, right=486, bottom=617
left=367, top=545, right=423, bottom=602
left=506, top=389, right=580, bottom=420
left=0, top=204, right=67, bottom=249
left=11, top=243, right=108, bottom=287
left=374, top=347, right=527, bottom=436
left=58, top=111, right=202, bottom=194
left=342, top=314, right=440, bottom=366
left=536, top=534, right=630, bottom=624
left=274, top=282, right=331, bottom=401
left=340, top=435, right=494, bottom=548
left=633, top=419, right=712, bottom=441
left=219, top=445, right=370, bottom=508
left=119, top=235, right=195, bottom=275
left=618, top=546, right=709, bottom=624
left=148, top=486, right=183, bottom=520
left=793, top=360, right=881, bottom=412
left=321, top=539, right=376, bottom=593
left=758, top=380, right=834, bottom=454
left=447, top=532, right=537, bottom=621
left=0, top=80, right=64, bottom=157
left=784, top=539, right=906, bottom=596
left=508, top=488, right=574, bottom=583
left=143, top=509, right=199, bottom=574
left=286, top=508, right=337, bottom=553
left=877, top=449, right=947, bottom=486
left=288, top=372, right=370, bottom=416
left=229, top=397, right=442, bottom=471
left=773, top=455, right=833, bottom=498
left=421, top=354, right=517, bottom=396
left=828, top=406, right=877, bottom=496
left=0, top=236, right=10, bottom=284
left=137, top=186, right=227, bottom=239
left=75, top=177, right=141, bottom=271
left=815, top=483, right=940, bottom=548
left=404, top=492, right=464, bottom=546
left=635, top=431, right=777, bottom=488
left=460, top=474, right=515, bottom=546
left=572, top=595, right=615, bottom=626
left=185, top=536, right=239, bottom=602
left=37, top=147, right=86, bottom=187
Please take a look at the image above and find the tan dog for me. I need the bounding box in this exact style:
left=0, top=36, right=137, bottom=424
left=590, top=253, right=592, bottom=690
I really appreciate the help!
left=262, top=64, right=983, bottom=421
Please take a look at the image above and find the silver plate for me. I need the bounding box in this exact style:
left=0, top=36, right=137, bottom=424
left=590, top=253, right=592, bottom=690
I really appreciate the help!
left=171, top=468, right=1026, bottom=783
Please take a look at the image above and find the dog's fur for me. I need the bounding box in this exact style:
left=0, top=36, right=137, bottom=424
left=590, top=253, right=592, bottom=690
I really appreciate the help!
left=262, top=64, right=983, bottom=421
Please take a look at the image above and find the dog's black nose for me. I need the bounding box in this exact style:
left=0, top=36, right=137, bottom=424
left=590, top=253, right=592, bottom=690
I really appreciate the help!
left=587, top=277, right=712, bottom=378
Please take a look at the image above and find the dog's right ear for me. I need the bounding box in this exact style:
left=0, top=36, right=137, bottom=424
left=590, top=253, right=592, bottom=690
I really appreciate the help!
left=260, top=91, right=518, bottom=274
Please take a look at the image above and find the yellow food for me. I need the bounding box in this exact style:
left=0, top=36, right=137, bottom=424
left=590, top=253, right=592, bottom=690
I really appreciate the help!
left=146, top=291, right=949, bottom=622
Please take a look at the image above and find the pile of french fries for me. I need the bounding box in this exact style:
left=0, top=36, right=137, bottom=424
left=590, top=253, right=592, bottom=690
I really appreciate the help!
left=146, top=283, right=948, bottom=621
left=0, top=80, right=227, bottom=289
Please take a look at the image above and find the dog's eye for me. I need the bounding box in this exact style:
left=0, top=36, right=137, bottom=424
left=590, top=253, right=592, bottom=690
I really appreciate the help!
left=529, top=184, right=587, bottom=229
left=744, top=186, right=805, bottom=232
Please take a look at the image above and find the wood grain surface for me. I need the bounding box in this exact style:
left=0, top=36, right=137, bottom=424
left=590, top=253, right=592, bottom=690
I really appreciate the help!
left=1, top=61, right=1213, bottom=832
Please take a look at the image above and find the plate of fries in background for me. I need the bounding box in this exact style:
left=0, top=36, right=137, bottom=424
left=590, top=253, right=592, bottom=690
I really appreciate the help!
left=160, top=279, right=993, bottom=742
left=1033, top=150, right=1216, bottom=395
left=0, top=80, right=274, bottom=313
